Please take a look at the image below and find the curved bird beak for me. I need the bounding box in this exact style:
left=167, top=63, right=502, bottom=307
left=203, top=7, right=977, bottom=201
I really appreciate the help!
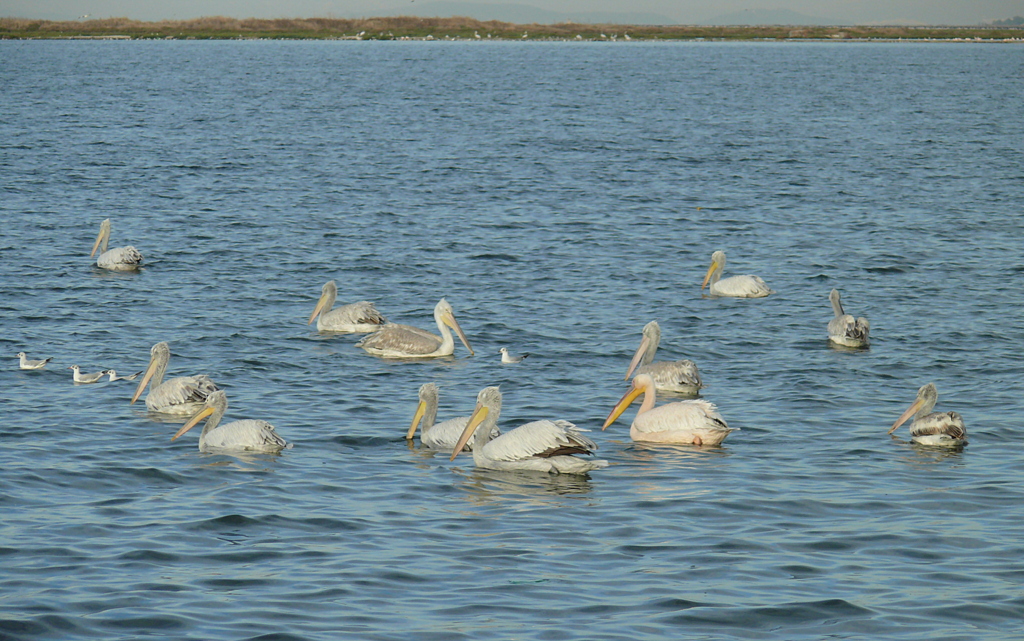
left=624, top=335, right=652, bottom=380
left=407, top=400, right=427, bottom=440
left=449, top=404, right=488, bottom=461
left=172, top=406, right=214, bottom=441
left=442, top=312, right=474, bottom=356
left=130, top=356, right=159, bottom=405
left=308, top=291, right=330, bottom=325
left=888, top=397, right=925, bottom=435
left=701, top=258, right=720, bottom=291
left=603, top=384, right=646, bottom=430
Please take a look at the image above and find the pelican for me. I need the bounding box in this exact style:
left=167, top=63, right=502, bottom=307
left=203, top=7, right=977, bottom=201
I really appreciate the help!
left=828, top=289, right=870, bottom=348
left=499, top=347, right=529, bottom=364
left=407, top=382, right=498, bottom=451
left=131, top=342, right=219, bottom=415
left=307, top=280, right=387, bottom=333
left=68, top=365, right=107, bottom=384
left=450, top=386, right=608, bottom=474
left=356, top=298, right=473, bottom=358
left=888, top=383, right=967, bottom=447
left=624, top=321, right=703, bottom=394
left=16, top=352, right=52, bottom=370
left=701, top=250, right=772, bottom=298
left=171, top=390, right=289, bottom=452
left=90, top=219, right=143, bottom=270
left=604, top=373, right=735, bottom=445
left=105, top=369, right=142, bottom=382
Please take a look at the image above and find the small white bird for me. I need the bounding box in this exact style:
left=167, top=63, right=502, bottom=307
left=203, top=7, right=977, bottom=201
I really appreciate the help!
left=68, top=365, right=108, bottom=384
left=499, top=347, right=530, bottom=364
left=106, top=369, right=143, bottom=382
left=172, top=390, right=290, bottom=453
left=16, top=352, right=53, bottom=370
left=827, top=289, right=870, bottom=348
left=701, top=250, right=773, bottom=298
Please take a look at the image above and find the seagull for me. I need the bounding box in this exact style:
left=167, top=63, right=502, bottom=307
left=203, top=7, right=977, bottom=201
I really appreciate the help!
left=68, top=365, right=108, bottom=384
left=17, top=352, right=53, bottom=370
left=106, top=369, right=143, bottom=382
left=499, top=347, right=529, bottom=364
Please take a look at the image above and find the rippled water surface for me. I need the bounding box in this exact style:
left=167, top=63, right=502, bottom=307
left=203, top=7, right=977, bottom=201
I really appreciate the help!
left=2, top=40, right=1023, bottom=640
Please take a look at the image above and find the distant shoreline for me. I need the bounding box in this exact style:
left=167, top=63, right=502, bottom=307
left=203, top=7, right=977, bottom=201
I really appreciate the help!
left=2, top=17, right=1022, bottom=42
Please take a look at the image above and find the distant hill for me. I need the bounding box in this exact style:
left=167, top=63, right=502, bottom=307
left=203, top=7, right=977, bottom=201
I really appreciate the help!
left=379, top=1, right=676, bottom=25
left=700, top=8, right=841, bottom=26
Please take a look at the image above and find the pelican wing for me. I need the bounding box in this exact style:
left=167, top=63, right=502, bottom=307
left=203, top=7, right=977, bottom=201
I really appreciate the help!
left=97, top=246, right=143, bottom=269
left=202, top=419, right=288, bottom=451
left=828, top=315, right=870, bottom=346
left=911, top=412, right=967, bottom=442
left=147, top=375, right=219, bottom=413
left=633, top=399, right=730, bottom=435
left=638, top=360, right=703, bottom=391
left=422, top=416, right=471, bottom=450
left=713, top=275, right=773, bottom=298
left=357, top=323, right=442, bottom=356
left=319, top=301, right=386, bottom=331
left=482, top=420, right=597, bottom=462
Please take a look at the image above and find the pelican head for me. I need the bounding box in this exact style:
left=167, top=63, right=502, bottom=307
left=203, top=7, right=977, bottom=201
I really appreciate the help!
left=449, top=386, right=501, bottom=460
left=131, top=341, right=171, bottom=405
left=172, top=390, right=228, bottom=440
left=308, top=280, right=338, bottom=325
left=829, top=288, right=844, bottom=315
left=435, top=298, right=474, bottom=356
left=603, top=374, right=655, bottom=429
left=90, top=218, right=112, bottom=257
left=888, top=383, right=939, bottom=435
left=625, top=320, right=661, bottom=380
left=407, top=382, right=439, bottom=440
left=701, top=250, right=726, bottom=291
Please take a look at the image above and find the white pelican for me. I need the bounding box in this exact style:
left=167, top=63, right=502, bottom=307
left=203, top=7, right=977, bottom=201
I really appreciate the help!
left=307, top=280, right=387, bottom=333
left=131, top=342, right=219, bottom=415
left=604, top=373, right=735, bottom=445
left=105, top=369, right=142, bottom=382
left=17, top=352, right=52, bottom=370
left=827, top=289, right=870, bottom=348
left=356, top=298, right=473, bottom=358
left=68, top=365, right=107, bottom=384
left=701, top=250, right=773, bottom=298
left=624, top=321, right=703, bottom=394
left=449, top=386, right=608, bottom=474
left=407, top=382, right=498, bottom=451
left=499, top=347, right=529, bottom=364
left=90, top=219, right=143, bottom=270
left=888, top=383, right=967, bottom=447
left=171, top=390, right=289, bottom=453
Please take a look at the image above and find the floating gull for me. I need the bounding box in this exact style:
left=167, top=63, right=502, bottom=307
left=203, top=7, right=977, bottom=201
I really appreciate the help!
left=308, top=280, right=387, bottom=333
left=17, top=352, right=53, bottom=370
left=68, top=365, right=107, bottom=384
left=499, top=347, right=529, bottom=364
left=701, top=250, right=773, bottom=298
left=106, top=369, right=143, bottom=382
left=172, top=390, right=290, bottom=453
left=91, top=218, right=143, bottom=270
left=888, top=383, right=966, bottom=447
left=604, top=373, right=735, bottom=446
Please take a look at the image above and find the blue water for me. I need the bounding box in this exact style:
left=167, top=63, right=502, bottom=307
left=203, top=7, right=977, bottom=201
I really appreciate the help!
left=2, top=39, right=1023, bottom=640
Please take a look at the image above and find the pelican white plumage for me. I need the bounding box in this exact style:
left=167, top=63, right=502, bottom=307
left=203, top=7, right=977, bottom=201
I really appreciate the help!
left=171, top=390, right=289, bottom=452
left=604, top=374, right=735, bottom=445
left=624, top=321, right=703, bottom=394
left=131, top=342, right=219, bottom=415
left=888, top=383, right=966, bottom=447
left=105, top=369, right=142, bottom=382
left=68, top=365, right=107, bottom=384
left=407, top=382, right=498, bottom=451
left=449, top=386, right=608, bottom=474
left=827, top=289, right=870, bottom=348
left=307, top=280, right=387, bottom=333
left=701, top=250, right=773, bottom=298
left=357, top=298, right=473, bottom=358
left=499, top=347, right=529, bottom=364
left=90, top=219, right=143, bottom=270
left=17, top=352, right=53, bottom=370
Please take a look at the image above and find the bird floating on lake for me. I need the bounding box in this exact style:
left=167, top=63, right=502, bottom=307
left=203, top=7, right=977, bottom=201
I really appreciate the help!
left=604, top=373, right=735, bottom=446
left=16, top=352, right=52, bottom=370
left=407, top=382, right=497, bottom=451
left=131, top=342, right=219, bottom=415
left=450, top=386, right=608, bottom=474
left=827, top=289, right=870, bottom=348
left=308, top=280, right=387, bottom=333
left=105, top=369, right=143, bottom=382
left=90, top=219, right=142, bottom=270
left=357, top=298, right=473, bottom=358
left=624, top=321, right=703, bottom=394
left=68, top=365, right=107, bottom=384
left=499, top=347, right=529, bottom=364
left=172, top=390, right=290, bottom=453
left=701, top=250, right=773, bottom=298
left=888, top=383, right=966, bottom=447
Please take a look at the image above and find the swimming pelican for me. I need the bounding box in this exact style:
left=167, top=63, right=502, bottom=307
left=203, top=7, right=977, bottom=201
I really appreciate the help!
left=888, top=383, right=966, bottom=447
left=307, top=280, right=387, bottom=333
left=356, top=298, right=473, bottom=358
left=105, top=369, right=143, bottom=382
left=90, top=219, right=142, bottom=270
left=604, top=373, right=735, bottom=445
left=624, top=321, right=703, bottom=394
left=407, top=382, right=498, bottom=451
left=827, top=289, right=870, bottom=348
left=68, top=365, right=107, bottom=384
left=701, top=250, right=773, bottom=298
left=16, top=352, right=52, bottom=370
left=171, top=390, right=289, bottom=453
left=499, top=347, right=529, bottom=364
left=131, top=342, right=219, bottom=415
left=449, top=386, right=608, bottom=474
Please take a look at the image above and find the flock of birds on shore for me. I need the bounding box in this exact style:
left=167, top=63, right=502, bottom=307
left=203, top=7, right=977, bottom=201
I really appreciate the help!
left=14, top=219, right=968, bottom=475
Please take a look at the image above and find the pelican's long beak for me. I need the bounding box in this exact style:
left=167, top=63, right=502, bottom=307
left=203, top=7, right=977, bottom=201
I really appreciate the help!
left=888, top=397, right=925, bottom=435
left=407, top=400, right=427, bottom=440
left=172, top=406, right=215, bottom=441
left=449, top=404, right=488, bottom=461
left=308, top=291, right=330, bottom=325
left=443, top=312, right=474, bottom=356
left=701, top=258, right=720, bottom=291
left=603, top=384, right=646, bottom=430
left=624, top=335, right=652, bottom=380
left=90, top=225, right=109, bottom=258
left=130, top=356, right=159, bottom=405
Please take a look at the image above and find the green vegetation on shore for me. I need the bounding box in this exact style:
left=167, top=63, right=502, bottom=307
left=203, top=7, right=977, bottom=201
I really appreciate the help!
left=2, top=16, right=1022, bottom=41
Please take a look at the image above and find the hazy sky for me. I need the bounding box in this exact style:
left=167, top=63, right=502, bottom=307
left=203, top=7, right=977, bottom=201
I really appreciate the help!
left=5, top=0, right=1023, bottom=24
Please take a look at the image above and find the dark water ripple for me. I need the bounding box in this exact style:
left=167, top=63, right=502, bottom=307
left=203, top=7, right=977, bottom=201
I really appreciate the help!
left=1, top=39, right=1023, bottom=640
